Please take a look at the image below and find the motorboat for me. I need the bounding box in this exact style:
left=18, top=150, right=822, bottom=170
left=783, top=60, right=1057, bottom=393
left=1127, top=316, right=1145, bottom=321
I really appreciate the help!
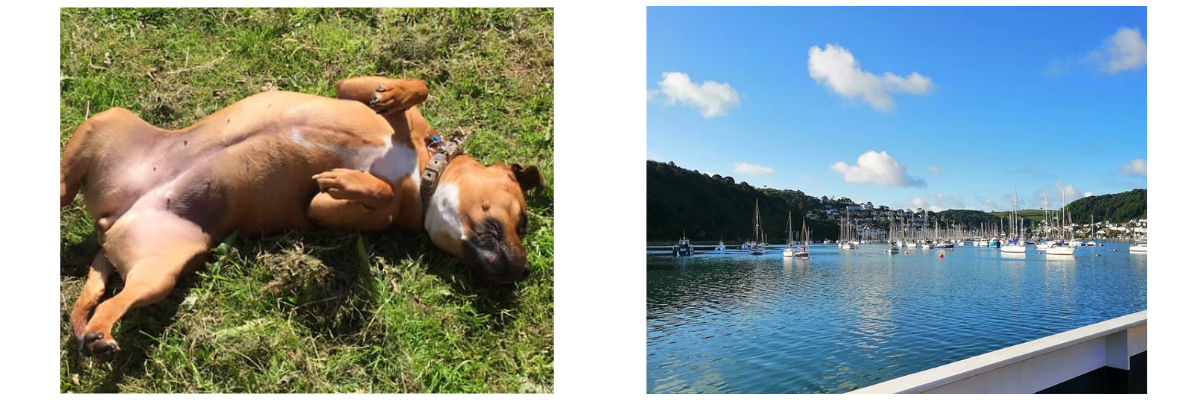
left=1130, top=238, right=1147, bottom=253
left=673, top=235, right=693, bottom=256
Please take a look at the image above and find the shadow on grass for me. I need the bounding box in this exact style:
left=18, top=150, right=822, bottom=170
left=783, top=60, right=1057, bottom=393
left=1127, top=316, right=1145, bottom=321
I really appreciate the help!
left=62, top=272, right=199, bottom=392
left=62, top=226, right=526, bottom=391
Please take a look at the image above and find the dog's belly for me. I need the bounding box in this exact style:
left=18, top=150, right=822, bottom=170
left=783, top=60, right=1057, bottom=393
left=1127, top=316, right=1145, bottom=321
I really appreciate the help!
left=88, top=91, right=403, bottom=238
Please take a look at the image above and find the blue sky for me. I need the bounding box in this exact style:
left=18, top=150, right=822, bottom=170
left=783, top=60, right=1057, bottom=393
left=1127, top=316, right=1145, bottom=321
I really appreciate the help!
left=647, top=6, right=1147, bottom=212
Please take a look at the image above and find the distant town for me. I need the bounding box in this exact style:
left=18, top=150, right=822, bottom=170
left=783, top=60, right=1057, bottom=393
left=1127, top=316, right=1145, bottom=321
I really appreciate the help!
left=807, top=197, right=1147, bottom=241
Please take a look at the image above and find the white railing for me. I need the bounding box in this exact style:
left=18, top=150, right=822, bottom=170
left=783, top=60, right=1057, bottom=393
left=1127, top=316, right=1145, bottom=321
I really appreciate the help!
left=850, top=310, right=1147, bottom=394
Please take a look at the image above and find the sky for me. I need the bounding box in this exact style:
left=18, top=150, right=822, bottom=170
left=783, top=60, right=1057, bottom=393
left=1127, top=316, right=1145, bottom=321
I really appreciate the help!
left=646, top=6, right=1147, bottom=213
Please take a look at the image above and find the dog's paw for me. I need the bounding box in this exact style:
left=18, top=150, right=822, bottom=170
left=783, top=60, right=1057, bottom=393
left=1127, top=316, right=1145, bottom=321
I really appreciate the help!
left=368, top=85, right=401, bottom=115
left=313, top=169, right=360, bottom=200
left=79, top=332, right=120, bottom=361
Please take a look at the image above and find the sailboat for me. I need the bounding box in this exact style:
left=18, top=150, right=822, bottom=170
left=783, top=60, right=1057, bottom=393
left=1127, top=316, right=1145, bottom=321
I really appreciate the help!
left=1045, top=189, right=1077, bottom=256
left=750, top=200, right=767, bottom=255
left=885, top=216, right=900, bottom=254
left=795, top=220, right=811, bottom=259
left=1084, top=215, right=1097, bottom=246
left=782, top=212, right=796, bottom=258
left=1035, top=196, right=1053, bottom=251
left=1000, top=188, right=1028, bottom=254
left=839, top=213, right=858, bottom=250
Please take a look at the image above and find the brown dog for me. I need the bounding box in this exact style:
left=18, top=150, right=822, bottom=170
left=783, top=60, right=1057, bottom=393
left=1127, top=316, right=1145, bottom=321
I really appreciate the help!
left=60, top=76, right=544, bottom=360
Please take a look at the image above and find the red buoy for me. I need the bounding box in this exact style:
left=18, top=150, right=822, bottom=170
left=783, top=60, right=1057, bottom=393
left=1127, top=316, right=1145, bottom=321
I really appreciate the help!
left=939, top=253, right=944, bottom=258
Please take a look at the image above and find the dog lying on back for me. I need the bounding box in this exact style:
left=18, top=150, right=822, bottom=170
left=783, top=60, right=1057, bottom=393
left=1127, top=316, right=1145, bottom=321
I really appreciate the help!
left=60, top=76, right=544, bottom=360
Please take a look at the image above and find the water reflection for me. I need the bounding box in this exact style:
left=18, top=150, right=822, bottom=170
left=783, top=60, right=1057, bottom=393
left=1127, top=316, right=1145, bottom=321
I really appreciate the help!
left=647, top=243, right=1148, bottom=394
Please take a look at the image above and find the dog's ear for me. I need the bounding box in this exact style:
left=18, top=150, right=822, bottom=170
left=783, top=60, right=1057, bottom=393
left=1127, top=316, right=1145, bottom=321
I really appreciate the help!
left=510, top=164, right=546, bottom=193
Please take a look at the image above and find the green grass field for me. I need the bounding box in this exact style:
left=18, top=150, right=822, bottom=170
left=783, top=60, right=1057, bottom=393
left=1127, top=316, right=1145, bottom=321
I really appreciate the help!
left=59, top=8, right=553, bottom=393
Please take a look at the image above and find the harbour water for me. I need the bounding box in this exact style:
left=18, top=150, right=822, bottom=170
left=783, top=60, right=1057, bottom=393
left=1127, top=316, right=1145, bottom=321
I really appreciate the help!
left=646, top=243, right=1147, bottom=394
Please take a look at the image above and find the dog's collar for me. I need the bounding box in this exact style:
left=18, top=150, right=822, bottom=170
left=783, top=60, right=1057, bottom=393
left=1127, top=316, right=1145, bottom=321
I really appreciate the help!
left=420, top=128, right=470, bottom=216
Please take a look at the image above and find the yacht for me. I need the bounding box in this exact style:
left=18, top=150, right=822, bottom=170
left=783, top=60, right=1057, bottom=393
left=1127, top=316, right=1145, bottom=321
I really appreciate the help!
left=794, top=220, right=811, bottom=259
left=782, top=212, right=796, bottom=258
left=749, top=200, right=767, bottom=255
left=1130, top=238, right=1147, bottom=253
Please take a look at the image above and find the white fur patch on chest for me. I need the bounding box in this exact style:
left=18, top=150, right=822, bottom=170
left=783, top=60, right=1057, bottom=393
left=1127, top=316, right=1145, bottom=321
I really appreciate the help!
left=366, top=138, right=418, bottom=183
left=425, top=183, right=465, bottom=255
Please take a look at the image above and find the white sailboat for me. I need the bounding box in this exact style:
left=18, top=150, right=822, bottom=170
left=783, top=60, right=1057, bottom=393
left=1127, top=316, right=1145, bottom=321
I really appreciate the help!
left=795, top=220, right=811, bottom=259
left=885, top=215, right=899, bottom=254
left=1045, top=189, right=1076, bottom=256
left=750, top=200, right=767, bottom=255
left=839, top=213, right=858, bottom=250
left=1000, top=188, right=1028, bottom=254
left=782, top=212, right=795, bottom=258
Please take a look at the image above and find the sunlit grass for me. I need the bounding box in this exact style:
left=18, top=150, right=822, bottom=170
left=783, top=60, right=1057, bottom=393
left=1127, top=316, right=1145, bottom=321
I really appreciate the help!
left=59, top=8, right=553, bottom=393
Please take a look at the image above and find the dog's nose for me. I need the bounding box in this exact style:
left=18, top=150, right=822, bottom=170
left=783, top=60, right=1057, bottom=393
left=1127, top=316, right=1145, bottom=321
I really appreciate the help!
left=521, top=264, right=531, bottom=280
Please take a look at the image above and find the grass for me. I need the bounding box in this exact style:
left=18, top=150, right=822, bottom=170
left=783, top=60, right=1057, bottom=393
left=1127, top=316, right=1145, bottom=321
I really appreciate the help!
left=59, top=8, right=553, bottom=393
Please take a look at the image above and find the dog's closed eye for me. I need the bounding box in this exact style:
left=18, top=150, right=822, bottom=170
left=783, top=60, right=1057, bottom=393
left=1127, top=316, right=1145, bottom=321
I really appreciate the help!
left=517, top=212, right=529, bottom=237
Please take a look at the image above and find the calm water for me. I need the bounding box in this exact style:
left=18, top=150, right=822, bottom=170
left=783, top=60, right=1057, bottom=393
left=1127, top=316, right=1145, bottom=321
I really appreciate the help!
left=646, top=243, right=1147, bottom=394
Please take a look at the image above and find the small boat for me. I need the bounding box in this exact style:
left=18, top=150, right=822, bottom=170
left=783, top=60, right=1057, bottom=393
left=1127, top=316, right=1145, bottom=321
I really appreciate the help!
left=673, top=234, right=693, bottom=257
left=1045, top=189, right=1077, bottom=256
left=1129, top=239, right=1147, bottom=253
left=1000, top=238, right=1027, bottom=253
left=794, top=220, right=811, bottom=259
left=749, top=200, right=767, bottom=255
left=782, top=212, right=796, bottom=258
left=1045, top=241, right=1076, bottom=256
left=999, top=188, right=1026, bottom=254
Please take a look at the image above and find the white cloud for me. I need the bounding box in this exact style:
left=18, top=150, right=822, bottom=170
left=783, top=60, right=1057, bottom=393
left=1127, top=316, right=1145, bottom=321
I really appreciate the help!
left=1088, top=27, right=1147, bottom=74
left=926, top=166, right=941, bottom=175
left=1120, top=158, right=1147, bottom=177
left=808, top=44, right=932, bottom=112
left=930, top=193, right=966, bottom=210
left=702, top=171, right=716, bottom=176
left=829, top=150, right=926, bottom=187
left=734, top=162, right=775, bottom=177
left=1037, top=182, right=1082, bottom=208
left=1056, top=182, right=1080, bottom=203
left=907, top=197, right=929, bottom=211
left=651, top=72, right=740, bottom=118
left=1084, top=192, right=1094, bottom=197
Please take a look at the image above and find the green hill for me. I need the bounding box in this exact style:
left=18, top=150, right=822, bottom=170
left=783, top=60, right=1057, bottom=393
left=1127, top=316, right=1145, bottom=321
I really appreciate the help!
left=984, top=189, right=1146, bottom=225
left=647, top=161, right=841, bottom=242
left=1066, top=189, right=1147, bottom=223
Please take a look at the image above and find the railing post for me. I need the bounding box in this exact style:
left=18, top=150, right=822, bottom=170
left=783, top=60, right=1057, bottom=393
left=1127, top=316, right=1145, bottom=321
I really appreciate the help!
left=1105, top=330, right=1129, bottom=370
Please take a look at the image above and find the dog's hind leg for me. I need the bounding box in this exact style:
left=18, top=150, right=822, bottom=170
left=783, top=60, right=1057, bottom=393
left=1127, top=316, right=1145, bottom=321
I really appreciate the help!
left=78, top=213, right=210, bottom=361
left=70, top=252, right=114, bottom=340
left=335, top=76, right=428, bottom=115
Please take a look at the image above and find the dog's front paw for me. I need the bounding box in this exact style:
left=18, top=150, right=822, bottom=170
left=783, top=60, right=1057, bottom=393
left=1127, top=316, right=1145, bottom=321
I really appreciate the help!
left=368, top=85, right=401, bottom=115
left=79, top=332, right=120, bottom=361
